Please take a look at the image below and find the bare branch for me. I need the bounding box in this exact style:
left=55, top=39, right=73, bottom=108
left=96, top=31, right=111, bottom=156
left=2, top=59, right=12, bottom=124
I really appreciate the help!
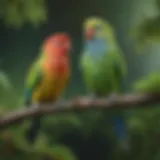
left=0, top=93, right=160, bottom=129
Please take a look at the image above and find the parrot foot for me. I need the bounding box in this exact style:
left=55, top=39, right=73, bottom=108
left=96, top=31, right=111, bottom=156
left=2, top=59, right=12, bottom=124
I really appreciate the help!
left=107, top=93, right=118, bottom=103
left=86, top=93, right=97, bottom=102
left=32, top=102, right=40, bottom=109
left=53, top=99, right=65, bottom=108
left=90, top=93, right=96, bottom=97
left=89, top=93, right=97, bottom=98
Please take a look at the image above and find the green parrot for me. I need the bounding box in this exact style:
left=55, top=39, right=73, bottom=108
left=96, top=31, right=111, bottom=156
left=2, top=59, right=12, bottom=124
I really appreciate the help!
left=80, top=17, right=129, bottom=150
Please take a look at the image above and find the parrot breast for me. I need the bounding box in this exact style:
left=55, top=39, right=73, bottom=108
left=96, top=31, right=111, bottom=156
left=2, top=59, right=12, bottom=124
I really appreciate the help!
left=32, top=59, right=70, bottom=103
left=32, top=73, right=68, bottom=103
left=81, top=39, right=123, bottom=96
left=85, top=39, right=108, bottom=60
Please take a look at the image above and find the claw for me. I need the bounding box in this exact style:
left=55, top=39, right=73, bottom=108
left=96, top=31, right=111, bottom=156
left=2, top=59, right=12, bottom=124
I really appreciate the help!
left=107, top=93, right=118, bottom=102
left=86, top=93, right=97, bottom=101
left=32, top=102, right=40, bottom=109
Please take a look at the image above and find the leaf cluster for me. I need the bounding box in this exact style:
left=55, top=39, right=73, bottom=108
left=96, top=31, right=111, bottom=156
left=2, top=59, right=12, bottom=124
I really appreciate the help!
left=0, top=0, right=47, bottom=28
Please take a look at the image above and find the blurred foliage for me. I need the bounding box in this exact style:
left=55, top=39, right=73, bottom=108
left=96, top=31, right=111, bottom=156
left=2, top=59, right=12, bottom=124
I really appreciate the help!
left=0, top=0, right=160, bottom=159
left=1, top=104, right=160, bottom=160
left=0, top=70, right=20, bottom=109
left=0, top=0, right=47, bottom=28
left=133, top=72, right=160, bottom=92
left=130, top=0, right=160, bottom=47
left=0, top=71, right=12, bottom=91
left=126, top=72, right=160, bottom=159
left=0, top=129, right=77, bottom=160
left=131, top=16, right=160, bottom=48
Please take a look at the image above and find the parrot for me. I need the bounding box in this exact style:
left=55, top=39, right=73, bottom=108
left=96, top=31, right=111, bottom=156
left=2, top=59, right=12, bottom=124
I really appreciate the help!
left=80, top=17, right=129, bottom=150
left=24, top=33, right=72, bottom=145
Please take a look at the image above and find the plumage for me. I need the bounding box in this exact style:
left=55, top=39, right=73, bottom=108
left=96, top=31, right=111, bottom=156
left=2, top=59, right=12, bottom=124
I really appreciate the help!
left=24, top=33, right=71, bottom=144
left=80, top=17, right=129, bottom=149
left=25, top=58, right=69, bottom=104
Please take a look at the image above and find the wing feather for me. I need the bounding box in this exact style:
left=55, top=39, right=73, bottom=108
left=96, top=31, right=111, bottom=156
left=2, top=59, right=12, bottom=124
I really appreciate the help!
left=24, top=60, right=43, bottom=105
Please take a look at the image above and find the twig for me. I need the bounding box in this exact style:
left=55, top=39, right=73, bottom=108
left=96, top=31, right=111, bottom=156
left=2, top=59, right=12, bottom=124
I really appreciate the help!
left=0, top=93, right=160, bottom=129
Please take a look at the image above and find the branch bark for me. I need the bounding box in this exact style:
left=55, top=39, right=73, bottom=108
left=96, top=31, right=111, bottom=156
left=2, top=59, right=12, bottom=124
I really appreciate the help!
left=0, top=93, right=160, bottom=129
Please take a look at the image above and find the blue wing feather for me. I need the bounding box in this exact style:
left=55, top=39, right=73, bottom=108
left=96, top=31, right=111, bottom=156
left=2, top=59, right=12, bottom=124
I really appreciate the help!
left=24, top=89, right=32, bottom=106
left=112, top=116, right=127, bottom=140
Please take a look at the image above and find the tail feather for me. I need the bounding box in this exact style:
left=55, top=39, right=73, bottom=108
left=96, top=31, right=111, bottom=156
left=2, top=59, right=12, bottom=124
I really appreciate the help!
left=113, top=116, right=131, bottom=151
left=112, top=116, right=127, bottom=140
left=25, top=117, right=42, bottom=144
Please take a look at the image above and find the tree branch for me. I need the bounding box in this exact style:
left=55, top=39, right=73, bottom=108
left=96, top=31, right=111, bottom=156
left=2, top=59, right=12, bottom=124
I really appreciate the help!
left=0, top=93, right=160, bottom=129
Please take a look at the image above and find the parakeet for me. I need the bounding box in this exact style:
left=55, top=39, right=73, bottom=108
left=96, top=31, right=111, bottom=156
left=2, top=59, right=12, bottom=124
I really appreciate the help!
left=24, top=33, right=71, bottom=144
left=80, top=17, right=129, bottom=150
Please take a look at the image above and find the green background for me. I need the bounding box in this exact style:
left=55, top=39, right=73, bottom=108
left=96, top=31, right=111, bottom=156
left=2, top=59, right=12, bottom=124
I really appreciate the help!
left=0, top=0, right=160, bottom=159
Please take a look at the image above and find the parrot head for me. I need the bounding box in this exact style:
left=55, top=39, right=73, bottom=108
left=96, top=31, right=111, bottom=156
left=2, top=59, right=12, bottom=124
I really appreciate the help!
left=83, top=17, right=114, bottom=41
left=42, top=33, right=72, bottom=58
left=42, top=33, right=71, bottom=72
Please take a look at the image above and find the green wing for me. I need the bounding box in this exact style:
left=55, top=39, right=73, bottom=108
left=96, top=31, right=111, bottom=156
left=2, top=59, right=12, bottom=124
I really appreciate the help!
left=24, top=59, right=43, bottom=105
left=112, top=48, right=127, bottom=81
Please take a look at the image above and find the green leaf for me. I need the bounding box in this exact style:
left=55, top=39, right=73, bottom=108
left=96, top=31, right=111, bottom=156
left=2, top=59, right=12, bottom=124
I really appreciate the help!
left=0, top=0, right=47, bottom=28
left=133, top=72, right=160, bottom=92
